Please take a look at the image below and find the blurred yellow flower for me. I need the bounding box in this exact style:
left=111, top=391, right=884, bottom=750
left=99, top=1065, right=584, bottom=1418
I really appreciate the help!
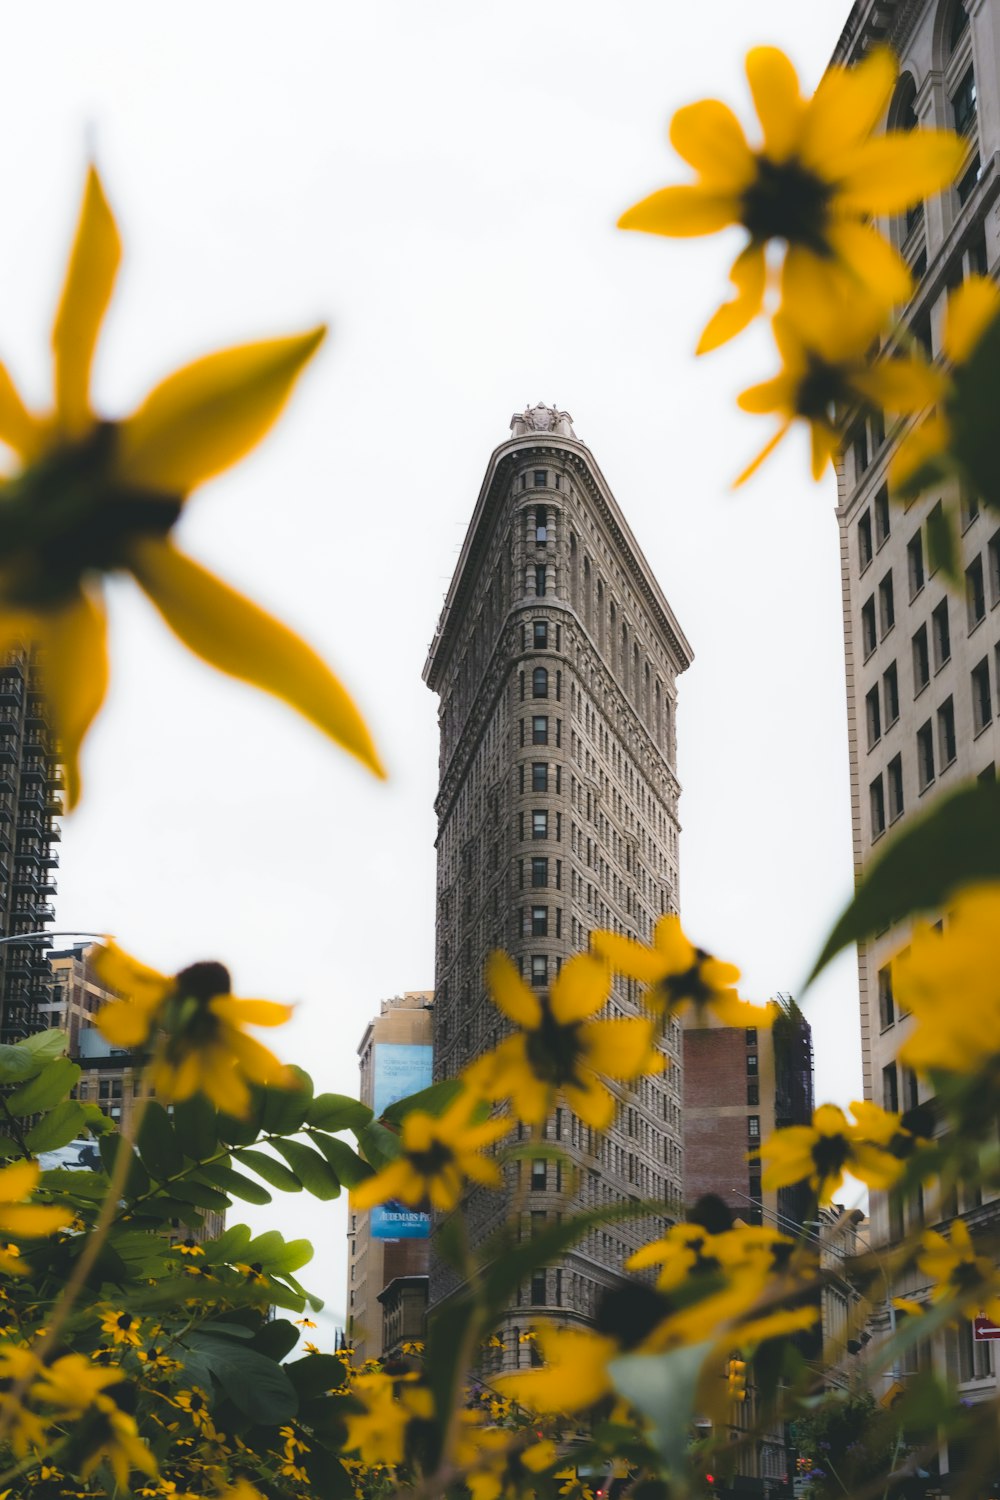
left=467, top=951, right=662, bottom=1129
left=619, top=47, right=962, bottom=352
left=93, top=942, right=292, bottom=1117
left=343, top=1370, right=432, bottom=1467
left=592, top=914, right=765, bottom=1027
left=0, top=1160, right=73, bottom=1254
left=351, top=1088, right=509, bottom=1212
left=917, top=1219, right=1000, bottom=1321
left=758, top=1102, right=904, bottom=1204
left=895, top=885, right=1000, bottom=1077
left=0, top=167, right=384, bottom=808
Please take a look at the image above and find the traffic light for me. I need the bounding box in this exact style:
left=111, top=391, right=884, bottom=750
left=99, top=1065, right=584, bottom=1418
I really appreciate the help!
left=727, top=1356, right=747, bottom=1401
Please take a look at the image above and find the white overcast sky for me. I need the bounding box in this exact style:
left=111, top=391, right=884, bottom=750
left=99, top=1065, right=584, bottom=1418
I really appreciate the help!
left=5, top=1, right=860, bottom=1323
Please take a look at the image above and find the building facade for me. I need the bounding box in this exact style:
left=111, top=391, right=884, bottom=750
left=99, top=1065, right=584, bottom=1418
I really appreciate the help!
left=347, top=990, right=434, bottom=1362
left=423, top=404, right=692, bottom=1369
left=0, top=651, right=60, bottom=1046
left=48, top=943, right=139, bottom=1131
left=832, top=0, right=1000, bottom=1428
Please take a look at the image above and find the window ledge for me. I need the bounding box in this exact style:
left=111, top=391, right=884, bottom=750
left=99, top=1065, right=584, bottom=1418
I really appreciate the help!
left=934, top=657, right=952, bottom=676
left=909, top=583, right=924, bottom=606
left=918, top=777, right=937, bottom=797
left=968, top=614, right=986, bottom=638
left=974, top=719, right=994, bottom=740
left=940, top=754, right=958, bottom=773
left=914, top=680, right=930, bottom=700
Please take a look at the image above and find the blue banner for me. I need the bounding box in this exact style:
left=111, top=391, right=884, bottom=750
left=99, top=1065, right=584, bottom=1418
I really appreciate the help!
left=370, top=1042, right=434, bottom=1240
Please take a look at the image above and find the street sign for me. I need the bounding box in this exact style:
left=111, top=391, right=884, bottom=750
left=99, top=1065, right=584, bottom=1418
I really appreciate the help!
left=973, top=1316, right=1000, bottom=1341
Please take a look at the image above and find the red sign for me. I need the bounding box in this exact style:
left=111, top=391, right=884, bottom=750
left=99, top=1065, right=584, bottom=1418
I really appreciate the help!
left=973, top=1316, right=1000, bottom=1341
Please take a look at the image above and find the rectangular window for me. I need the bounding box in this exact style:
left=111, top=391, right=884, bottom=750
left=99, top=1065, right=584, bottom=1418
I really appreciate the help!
left=961, top=488, right=980, bottom=530
left=747, top=1116, right=760, bottom=1142
left=531, top=905, right=548, bottom=936
left=532, top=810, right=548, bottom=839
left=530, top=955, right=548, bottom=986
left=535, top=564, right=547, bottom=597
left=938, top=696, right=957, bottom=766
left=932, top=599, right=951, bottom=668
left=532, top=667, right=548, bottom=698
left=866, top=685, right=882, bottom=748
left=862, top=597, right=877, bottom=658
left=531, top=762, right=547, bottom=792
left=531, top=1159, right=547, bottom=1191
left=533, top=620, right=548, bottom=649
left=907, top=531, right=925, bottom=599
left=747, top=1084, right=759, bottom=1106
left=535, top=507, right=548, bottom=542
left=913, top=624, right=930, bottom=693
left=746, top=1053, right=758, bottom=1076
left=858, top=510, right=873, bottom=571
left=952, top=65, right=977, bottom=135
left=870, top=774, right=886, bottom=836
left=874, top=484, right=891, bottom=547
left=887, top=754, right=904, bottom=822
left=972, top=657, right=992, bottom=733
left=531, top=857, right=548, bottom=887
left=532, top=716, right=548, bottom=745
left=988, top=530, right=1000, bottom=606
left=878, top=965, right=895, bottom=1029
left=917, top=719, right=935, bottom=789
left=882, top=1062, right=899, bottom=1113
left=957, top=152, right=981, bottom=205
left=531, top=1269, right=546, bottom=1304
left=883, top=662, right=900, bottom=726
left=745, top=1027, right=757, bottom=1045
left=878, top=572, right=895, bottom=636
left=967, top=555, right=986, bottom=630
left=533, top=469, right=548, bottom=488
left=853, top=424, right=869, bottom=478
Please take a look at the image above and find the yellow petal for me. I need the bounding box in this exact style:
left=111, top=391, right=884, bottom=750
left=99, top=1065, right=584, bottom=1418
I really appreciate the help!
left=736, top=374, right=794, bottom=417
left=889, top=412, right=951, bottom=489
left=129, top=540, right=385, bottom=779
left=37, top=585, right=110, bottom=812
left=833, top=131, right=965, bottom=214
left=696, top=243, right=767, bottom=354
left=801, top=48, right=896, bottom=165
left=590, top=929, right=669, bottom=986
left=733, top=421, right=792, bottom=488
left=944, top=275, right=1000, bottom=363
left=116, top=327, right=325, bottom=495
left=210, top=997, right=293, bottom=1029
left=581, top=1017, right=658, bottom=1077
left=549, top=953, right=610, bottom=1025
left=563, top=1077, right=616, bottom=1131
left=96, top=999, right=156, bottom=1049
left=352, top=1160, right=410, bottom=1210
left=224, top=1028, right=290, bottom=1086
left=618, top=185, right=741, bottom=238
left=852, top=356, right=942, bottom=415
left=810, top=419, right=839, bottom=479
left=0, top=1204, right=73, bottom=1237
left=484, top=951, right=542, bottom=1028
left=669, top=101, right=755, bottom=190
left=203, top=1060, right=252, bottom=1117
left=746, top=48, right=805, bottom=162
left=0, top=1160, right=41, bottom=1202
left=815, top=223, right=913, bottom=313
left=0, top=361, right=43, bottom=460
left=91, top=940, right=171, bottom=1006
left=814, top=1104, right=849, bottom=1136
left=52, top=167, right=122, bottom=440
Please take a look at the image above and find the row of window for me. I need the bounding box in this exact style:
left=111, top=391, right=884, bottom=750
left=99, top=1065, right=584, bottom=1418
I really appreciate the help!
left=869, top=692, right=962, bottom=837
left=518, top=469, right=561, bottom=492
left=519, top=715, right=562, bottom=747
left=519, top=666, right=561, bottom=700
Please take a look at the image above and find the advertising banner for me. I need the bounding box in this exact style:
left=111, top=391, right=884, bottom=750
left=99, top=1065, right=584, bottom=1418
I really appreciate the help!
left=370, top=1041, right=433, bottom=1240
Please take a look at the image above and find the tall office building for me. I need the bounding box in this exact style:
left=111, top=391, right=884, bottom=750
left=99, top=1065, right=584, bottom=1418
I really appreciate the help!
left=0, top=650, right=60, bottom=1045
left=833, top=0, right=1000, bottom=1413
left=347, top=990, right=434, bottom=1363
left=423, top=404, right=692, bottom=1368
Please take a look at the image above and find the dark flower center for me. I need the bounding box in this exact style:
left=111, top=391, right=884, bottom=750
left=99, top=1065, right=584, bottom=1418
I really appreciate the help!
left=116, top=1313, right=133, bottom=1330
left=407, top=1138, right=454, bottom=1176
left=655, top=949, right=714, bottom=1012
left=0, top=423, right=181, bottom=608
left=595, top=1283, right=674, bottom=1350
left=794, top=358, right=850, bottom=425
left=811, top=1132, right=850, bottom=1181
left=525, top=1000, right=585, bottom=1087
left=742, top=156, right=833, bottom=253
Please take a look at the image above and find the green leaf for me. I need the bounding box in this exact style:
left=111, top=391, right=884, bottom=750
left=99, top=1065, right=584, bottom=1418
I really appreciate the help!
left=380, top=1078, right=462, bottom=1125
left=99, top=1133, right=151, bottom=1198
left=609, top=1343, right=715, bottom=1479
left=187, top=1333, right=298, bottom=1423
left=20, top=1030, right=71, bottom=1061
left=270, top=1237, right=314, bottom=1275
left=40, top=1168, right=109, bottom=1200
left=261, top=1067, right=313, bottom=1135
left=199, top=1162, right=272, bottom=1205
left=24, top=1100, right=89, bottom=1154
left=355, top=1120, right=402, bottom=1170
left=271, top=1139, right=342, bottom=1200
left=948, top=304, right=1000, bottom=509
left=810, top=780, right=1000, bottom=982
left=137, top=1101, right=185, bottom=1180
left=162, top=1177, right=231, bottom=1211
left=925, top=499, right=962, bottom=584
left=252, top=1317, right=300, bottom=1362
left=306, top=1093, right=373, bottom=1132
left=217, top=1097, right=264, bottom=1147
left=5, top=1056, right=80, bottom=1115
left=0, top=1045, right=46, bottom=1085
left=307, top=1132, right=374, bottom=1188
left=204, top=1222, right=253, bottom=1264
left=235, top=1147, right=303, bottom=1192
left=172, top=1095, right=218, bottom=1161
left=286, top=1353, right=351, bottom=1399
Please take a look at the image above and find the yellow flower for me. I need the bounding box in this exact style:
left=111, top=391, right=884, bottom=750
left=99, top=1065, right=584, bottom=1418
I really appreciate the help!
left=342, top=1370, right=432, bottom=1467
left=736, top=305, right=942, bottom=484
left=351, top=1087, right=509, bottom=1212
left=77, top=1405, right=158, bottom=1489
left=93, top=942, right=292, bottom=1117
left=172, top=1386, right=215, bottom=1433
left=895, top=886, right=1000, bottom=1078
left=99, top=1307, right=143, bottom=1347
left=592, top=915, right=765, bottom=1028
left=466, top=951, right=663, bottom=1130
left=30, top=1352, right=125, bottom=1413
left=0, top=1346, right=47, bottom=1456
left=758, top=1103, right=904, bottom=1204
left=0, top=167, right=383, bottom=809
left=892, top=276, right=1000, bottom=494
left=628, top=1219, right=793, bottom=1293
left=498, top=1325, right=623, bottom=1414
left=917, top=1220, right=1000, bottom=1321
left=0, top=1159, right=74, bottom=1248
left=619, top=47, right=963, bottom=353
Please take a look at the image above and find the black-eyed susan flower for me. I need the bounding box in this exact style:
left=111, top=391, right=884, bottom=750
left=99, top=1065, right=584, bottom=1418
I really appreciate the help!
left=172, top=1387, right=216, bottom=1434
left=0, top=1346, right=47, bottom=1456
left=0, top=1160, right=74, bottom=1261
left=619, top=46, right=962, bottom=353
left=916, top=1219, right=1000, bottom=1321
left=99, top=1308, right=143, bottom=1348
left=93, top=942, right=292, bottom=1117
left=342, top=1370, right=432, bottom=1467
left=351, top=1087, right=509, bottom=1213
left=758, top=1103, right=904, bottom=1204
left=466, top=951, right=662, bottom=1130
left=894, top=886, right=1000, bottom=1078
left=736, top=306, right=942, bottom=484
left=0, top=167, right=384, bottom=809
left=592, top=915, right=767, bottom=1028
left=892, top=277, right=1000, bottom=501
left=75, top=1404, right=158, bottom=1489
left=29, top=1353, right=125, bottom=1414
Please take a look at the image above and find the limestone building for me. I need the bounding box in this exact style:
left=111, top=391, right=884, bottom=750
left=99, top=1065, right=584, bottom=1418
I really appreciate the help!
left=423, top=404, right=692, bottom=1369
left=346, top=990, right=433, bottom=1362
left=48, top=943, right=137, bottom=1130
left=832, top=0, right=1000, bottom=1417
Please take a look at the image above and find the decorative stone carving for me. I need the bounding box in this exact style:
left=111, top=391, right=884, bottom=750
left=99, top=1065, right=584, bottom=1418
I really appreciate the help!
left=510, top=402, right=576, bottom=439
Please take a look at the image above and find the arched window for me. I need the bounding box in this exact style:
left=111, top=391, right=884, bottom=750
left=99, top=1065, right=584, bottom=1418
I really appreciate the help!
left=948, top=0, right=969, bottom=53
left=583, top=556, right=592, bottom=632
left=890, top=75, right=924, bottom=242
left=532, top=667, right=548, bottom=698
left=597, top=578, right=605, bottom=653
